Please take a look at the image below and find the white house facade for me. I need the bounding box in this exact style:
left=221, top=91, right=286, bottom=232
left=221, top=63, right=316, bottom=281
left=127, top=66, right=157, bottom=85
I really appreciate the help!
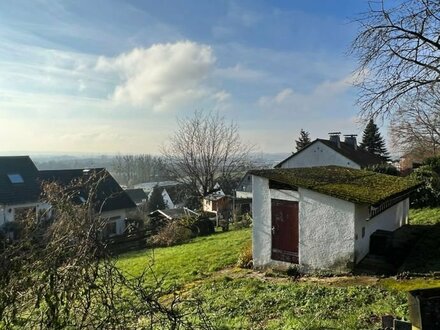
left=251, top=167, right=417, bottom=272
left=278, top=140, right=361, bottom=169
left=275, top=134, right=384, bottom=170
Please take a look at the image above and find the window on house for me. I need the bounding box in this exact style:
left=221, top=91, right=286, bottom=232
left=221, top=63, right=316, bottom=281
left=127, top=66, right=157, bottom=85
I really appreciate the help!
left=362, top=227, right=366, bottom=238
left=7, top=174, right=24, bottom=184
left=104, top=221, right=117, bottom=237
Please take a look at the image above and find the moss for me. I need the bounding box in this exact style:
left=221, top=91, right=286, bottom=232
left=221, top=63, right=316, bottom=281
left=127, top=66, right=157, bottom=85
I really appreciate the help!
left=250, top=166, right=420, bottom=205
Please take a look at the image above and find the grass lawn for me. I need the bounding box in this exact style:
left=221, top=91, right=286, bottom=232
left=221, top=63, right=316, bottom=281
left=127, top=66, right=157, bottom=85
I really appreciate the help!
left=191, top=276, right=407, bottom=329
left=114, top=208, right=440, bottom=329
left=117, top=228, right=251, bottom=288
left=409, top=207, right=440, bottom=225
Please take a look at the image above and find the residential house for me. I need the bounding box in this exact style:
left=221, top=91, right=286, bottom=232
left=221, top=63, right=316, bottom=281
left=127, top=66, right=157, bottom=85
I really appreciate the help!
left=234, top=173, right=253, bottom=215
left=134, top=180, right=183, bottom=209
left=40, top=168, right=137, bottom=237
left=125, top=188, right=148, bottom=207
left=0, top=156, right=44, bottom=228
left=250, top=166, right=419, bottom=272
left=275, top=133, right=384, bottom=169
left=235, top=132, right=385, bottom=216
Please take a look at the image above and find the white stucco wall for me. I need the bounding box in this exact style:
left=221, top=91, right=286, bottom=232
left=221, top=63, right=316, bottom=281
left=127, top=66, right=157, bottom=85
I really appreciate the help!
left=0, top=202, right=44, bottom=226
left=280, top=141, right=361, bottom=169
left=252, top=174, right=356, bottom=272
left=298, top=188, right=356, bottom=271
left=252, top=176, right=273, bottom=268
left=354, top=198, right=409, bottom=263
left=162, top=189, right=175, bottom=209
left=101, top=209, right=128, bottom=235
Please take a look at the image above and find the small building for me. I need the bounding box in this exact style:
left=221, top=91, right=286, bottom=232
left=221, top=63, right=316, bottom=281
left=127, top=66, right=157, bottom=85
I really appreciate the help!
left=250, top=166, right=419, bottom=272
left=148, top=207, right=199, bottom=221
left=134, top=180, right=183, bottom=209
left=40, top=168, right=137, bottom=237
left=125, top=188, right=148, bottom=206
left=234, top=173, right=253, bottom=215
left=0, top=156, right=44, bottom=228
left=275, top=133, right=384, bottom=170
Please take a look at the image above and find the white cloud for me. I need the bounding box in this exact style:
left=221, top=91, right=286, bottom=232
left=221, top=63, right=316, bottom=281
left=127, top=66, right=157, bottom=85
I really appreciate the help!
left=214, top=64, right=267, bottom=81
left=257, top=72, right=358, bottom=112
left=96, top=41, right=219, bottom=111
left=213, top=90, right=231, bottom=102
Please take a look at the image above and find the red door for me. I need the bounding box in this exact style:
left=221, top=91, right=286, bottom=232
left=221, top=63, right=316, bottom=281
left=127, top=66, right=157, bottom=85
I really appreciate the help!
left=271, top=200, right=299, bottom=263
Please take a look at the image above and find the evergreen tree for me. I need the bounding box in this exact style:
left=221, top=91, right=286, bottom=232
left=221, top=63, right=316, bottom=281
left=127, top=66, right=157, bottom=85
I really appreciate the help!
left=359, top=119, right=390, bottom=160
left=148, top=185, right=166, bottom=212
left=295, top=129, right=311, bottom=152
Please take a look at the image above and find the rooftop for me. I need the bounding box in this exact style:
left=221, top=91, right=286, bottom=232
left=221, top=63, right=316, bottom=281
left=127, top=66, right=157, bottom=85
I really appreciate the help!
left=275, top=139, right=385, bottom=168
left=39, top=168, right=136, bottom=212
left=249, top=166, right=421, bottom=205
left=0, top=156, right=41, bottom=205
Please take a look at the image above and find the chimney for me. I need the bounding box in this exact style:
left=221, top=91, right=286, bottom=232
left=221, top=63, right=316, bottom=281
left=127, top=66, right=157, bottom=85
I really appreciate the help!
left=344, top=134, right=358, bottom=150
left=328, top=132, right=341, bottom=148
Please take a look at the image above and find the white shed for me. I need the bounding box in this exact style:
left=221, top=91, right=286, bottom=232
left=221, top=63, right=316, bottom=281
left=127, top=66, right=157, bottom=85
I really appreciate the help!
left=250, top=166, right=419, bottom=272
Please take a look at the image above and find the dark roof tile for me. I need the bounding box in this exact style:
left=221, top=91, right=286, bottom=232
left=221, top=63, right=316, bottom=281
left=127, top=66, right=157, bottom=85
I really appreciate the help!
left=0, top=156, right=40, bottom=205
left=39, top=168, right=136, bottom=212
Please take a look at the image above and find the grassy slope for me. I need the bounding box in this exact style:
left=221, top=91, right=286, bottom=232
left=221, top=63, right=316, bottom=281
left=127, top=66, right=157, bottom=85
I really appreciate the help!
left=409, top=207, right=440, bottom=225
left=117, top=228, right=411, bottom=329
left=117, top=229, right=251, bottom=288
left=115, top=208, right=440, bottom=329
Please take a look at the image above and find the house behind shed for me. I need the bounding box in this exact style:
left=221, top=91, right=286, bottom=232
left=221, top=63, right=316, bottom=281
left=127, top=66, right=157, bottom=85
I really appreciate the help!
left=39, top=168, right=136, bottom=237
left=250, top=167, right=419, bottom=272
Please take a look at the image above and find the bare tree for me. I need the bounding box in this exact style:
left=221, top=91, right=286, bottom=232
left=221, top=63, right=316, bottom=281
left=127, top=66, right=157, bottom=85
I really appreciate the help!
left=161, top=111, right=253, bottom=203
left=113, top=154, right=169, bottom=186
left=0, top=176, right=212, bottom=329
left=351, top=0, right=440, bottom=118
left=390, top=88, right=440, bottom=156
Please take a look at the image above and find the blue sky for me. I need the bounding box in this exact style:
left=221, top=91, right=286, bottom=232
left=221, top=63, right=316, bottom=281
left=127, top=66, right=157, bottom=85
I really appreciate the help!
left=0, top=0, right=374, bottom=154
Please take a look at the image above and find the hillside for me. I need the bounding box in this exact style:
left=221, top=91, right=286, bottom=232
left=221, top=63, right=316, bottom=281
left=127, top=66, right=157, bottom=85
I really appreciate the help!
left=116, top=227, right=432, bottom=329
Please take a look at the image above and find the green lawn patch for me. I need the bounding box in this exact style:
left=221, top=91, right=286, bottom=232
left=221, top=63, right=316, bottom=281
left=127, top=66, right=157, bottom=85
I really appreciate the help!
left=117, top=228, right=251, bottom=288
left=380, top=278, right=440, bottom=292
left=409, top=207, right=440, bottom=225
left=189, top=276, right=407, bottom=329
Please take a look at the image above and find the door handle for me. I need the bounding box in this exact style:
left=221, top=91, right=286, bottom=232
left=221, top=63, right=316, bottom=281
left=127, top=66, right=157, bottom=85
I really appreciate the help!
left=272, top=226, right=275, bottom=234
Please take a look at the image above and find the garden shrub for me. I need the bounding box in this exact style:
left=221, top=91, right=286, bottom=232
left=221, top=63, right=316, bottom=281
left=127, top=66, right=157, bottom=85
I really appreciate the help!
left=410, top=165, right=440, bottom=207
left=191, top=217, right=215, bottom=236
left=366, top=163, right=400, bottom=176
left=234, top=213, right=252, bottom=229
left=149, top=220, right=193, bottom=247
left=236, top=242, right=253, bottom=269
left=422, top=156, right=440, bottom=174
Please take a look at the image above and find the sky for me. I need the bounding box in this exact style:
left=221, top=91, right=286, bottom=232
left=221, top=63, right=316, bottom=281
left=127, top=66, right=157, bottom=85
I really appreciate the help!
left=0, top=0, right=375, bottom=155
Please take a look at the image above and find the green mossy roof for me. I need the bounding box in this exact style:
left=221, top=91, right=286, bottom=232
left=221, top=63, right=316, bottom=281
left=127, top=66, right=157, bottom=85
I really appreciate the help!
left=249, top=166, right=421, bottom=205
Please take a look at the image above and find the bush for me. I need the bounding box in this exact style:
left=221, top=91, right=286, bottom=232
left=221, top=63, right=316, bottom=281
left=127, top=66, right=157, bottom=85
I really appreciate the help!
left=191, top=217, right=215, bottom=236
left=149, top=220, right=193, bottom=247
left=423, top=156, right=440, bottom=174
left=236, top=242, right=253, bottom=269
left=366, top=163, right=400, bottom=176
left=234, top=213, right=252, bottom=229
left=286, top=265, right=302, bottom=279
left=410, top=165, right=440, bottom=207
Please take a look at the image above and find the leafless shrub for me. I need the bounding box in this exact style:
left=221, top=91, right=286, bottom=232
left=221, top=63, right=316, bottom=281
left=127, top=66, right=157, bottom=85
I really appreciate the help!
left=149, top=220, right=194, bottom=247
left=0, top=177, right=212, bottom=329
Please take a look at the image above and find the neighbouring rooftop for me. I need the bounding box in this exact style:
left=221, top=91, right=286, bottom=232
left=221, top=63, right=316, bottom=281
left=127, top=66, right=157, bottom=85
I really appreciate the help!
left=249, top=166, right=421, bottom=206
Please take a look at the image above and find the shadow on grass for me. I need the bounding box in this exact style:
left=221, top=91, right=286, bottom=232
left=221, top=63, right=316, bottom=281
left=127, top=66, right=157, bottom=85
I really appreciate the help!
left=399, top=223, right=440, bottom=274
